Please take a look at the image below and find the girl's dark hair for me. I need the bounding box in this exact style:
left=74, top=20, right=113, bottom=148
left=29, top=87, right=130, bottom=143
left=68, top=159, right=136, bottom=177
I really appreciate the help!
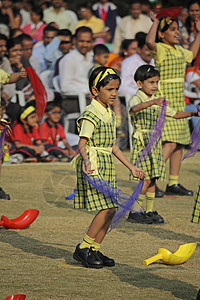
left=31, top=6, right=43, bottom=20
left=45, top=101, right=60, bottom=113
left=121, top=39, right=137, bottom=51
left=89, top=66, right=121, bottom=95
left=134, top=65, right=160, bottom=82
left=7, top=37, right=21, bottom=51
left=159, top=18, right=178, bottom=33
left=186, top=0, right=200, bottom=33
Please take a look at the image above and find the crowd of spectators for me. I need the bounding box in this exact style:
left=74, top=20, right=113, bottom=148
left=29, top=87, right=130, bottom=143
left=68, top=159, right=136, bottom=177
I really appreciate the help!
left=0, top=0, right=199, bottom=165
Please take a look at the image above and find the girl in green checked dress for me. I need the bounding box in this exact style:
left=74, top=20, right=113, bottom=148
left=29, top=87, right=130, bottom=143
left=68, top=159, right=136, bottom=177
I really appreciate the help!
left=72, top=66, right=145, bottom=269
left=127, top=65, right=200, bottom=225
left=146, top=12, right=200, bottom=197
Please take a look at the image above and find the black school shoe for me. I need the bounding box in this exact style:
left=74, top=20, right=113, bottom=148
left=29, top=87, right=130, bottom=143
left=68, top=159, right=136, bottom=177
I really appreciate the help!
left=146, top=211, right=164, bottom=224
left=155, top=185, right=164, bottom=198
left=0, top=187, right=10, bottom=200
left=73, top=244, right=103, bottom=269
left=96, top=251, right=115, bottom=267
left=165, top=184, right=193, bottom=196
left=127, top=212, right=153, bottom=224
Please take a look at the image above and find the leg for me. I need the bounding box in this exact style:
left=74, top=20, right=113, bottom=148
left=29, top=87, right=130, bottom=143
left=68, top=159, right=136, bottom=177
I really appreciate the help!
left=164, top=144, right=193, bottom=196
left=87, top=208, right=116, bottom=243
left=162, top=142, right=177, bottom=163
left=146, top=179, right=164, bottom=224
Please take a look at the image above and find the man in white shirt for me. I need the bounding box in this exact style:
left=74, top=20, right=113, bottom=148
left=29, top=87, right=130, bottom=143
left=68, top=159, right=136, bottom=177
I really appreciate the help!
left=119, top=32, right=154, bottom=96
left=32, top=25, right=58, bottom=73
left=58, top=26, right=93, bottom=114
left=43, top=0, right=75, bottom=31
left=113, top=0, right=152, bottom=53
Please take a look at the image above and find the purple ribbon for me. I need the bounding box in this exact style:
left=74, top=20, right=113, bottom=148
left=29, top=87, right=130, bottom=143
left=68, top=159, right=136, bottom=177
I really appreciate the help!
left=135, top=99, right=167, bottom=166
left=0, top=127, right=8, bottom=160
left=82, top=172, right=144, bottom=232
left=182, top=106, right=200, bottom=160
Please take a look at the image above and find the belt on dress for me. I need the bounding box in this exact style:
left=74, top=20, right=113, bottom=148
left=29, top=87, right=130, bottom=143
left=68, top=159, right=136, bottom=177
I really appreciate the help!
left=71, top=145, right=112, bottom=176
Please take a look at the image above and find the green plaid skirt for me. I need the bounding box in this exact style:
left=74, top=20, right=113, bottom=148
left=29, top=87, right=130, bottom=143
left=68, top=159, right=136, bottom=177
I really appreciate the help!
left=130, top=133, right=166, bottom=181
left=191, top=184, right=200, bottom=223
left=74, top=152, right=118, bottom=211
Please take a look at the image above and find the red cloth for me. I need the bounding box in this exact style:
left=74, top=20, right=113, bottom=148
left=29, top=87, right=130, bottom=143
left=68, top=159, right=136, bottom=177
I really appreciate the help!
left=101, top=8, right=107, bottom=22
left=25, top=67, right=47, bottom=123
left=155, top=6, right=183, bottom=19
left=39, top=121, right=66, bottom=145
left=12, top=123, right=40, bottom=145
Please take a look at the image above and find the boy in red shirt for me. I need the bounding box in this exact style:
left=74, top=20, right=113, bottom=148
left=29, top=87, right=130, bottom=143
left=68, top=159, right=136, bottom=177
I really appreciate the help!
left=39, top=102, right=76, bottom=161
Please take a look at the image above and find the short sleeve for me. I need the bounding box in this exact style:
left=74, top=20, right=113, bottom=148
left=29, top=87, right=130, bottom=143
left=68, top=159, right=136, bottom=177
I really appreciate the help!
left=128, top=95, right=141, bottom=113
left=149, top=43, right=165, bottom=64
left=0, top=69, right=10, bottom=84
left=58, top=124, right=66, bottom=140
left=166, top=105, right=176, bottom=118
left=79, top=119, right=95, bottom=139
left=12, top=124, right=23, bottom=142
left=182, top=47, right=193, bottom=63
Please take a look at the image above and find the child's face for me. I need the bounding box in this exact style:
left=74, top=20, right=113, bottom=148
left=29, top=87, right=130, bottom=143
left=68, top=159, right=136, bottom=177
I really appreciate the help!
left=126, top=41, right=138, bottom=57
left=92, top=79, right=120, bottom=107
left=26, top=113, right=38, bottom=127
left=138, top=75, right=159, bottom=97
left=46, top=107, right=61, bottom=124
left=95, top=53, right=109, bottom=66
left=159, top=21, right=180, bottom=46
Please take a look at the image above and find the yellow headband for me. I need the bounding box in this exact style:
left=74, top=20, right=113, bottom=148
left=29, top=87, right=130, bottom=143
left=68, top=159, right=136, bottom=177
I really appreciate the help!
left=159, top=17, right=173, bottom=31
left=20, top=106, right=35, bottom=120
left=93, top=68, right=117, bottom=87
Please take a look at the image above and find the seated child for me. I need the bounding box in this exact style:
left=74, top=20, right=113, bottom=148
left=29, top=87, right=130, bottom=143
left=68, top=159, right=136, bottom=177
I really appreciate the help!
left=10, top=105, right=53, bottom=163
left=39, top=102, right=77, bottom=161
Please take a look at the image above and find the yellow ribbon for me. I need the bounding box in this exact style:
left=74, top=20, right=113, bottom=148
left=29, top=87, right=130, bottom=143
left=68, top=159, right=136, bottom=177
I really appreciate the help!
left=20, top=106, right=35, bottom=120
left=71, top=146, right=112, bottom=175
left=133, top=124, right=149, bottom=153
left=93, top=68, right=117, bottom=87
left=159, top=17, right=173, bottom=31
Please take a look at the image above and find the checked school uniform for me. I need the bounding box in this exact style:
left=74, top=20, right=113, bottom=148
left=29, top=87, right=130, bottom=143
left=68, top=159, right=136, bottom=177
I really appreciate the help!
left=191, top=184, right=200, bottom=223
left=150, top=43, right=193, bottom=145
left=10, top=123, right=40, bottom=158
left=129, top=90, right=176, bottom=181
left=73, top=99, right=118, bottom=211
left=39, top=120, right=66, bottom=157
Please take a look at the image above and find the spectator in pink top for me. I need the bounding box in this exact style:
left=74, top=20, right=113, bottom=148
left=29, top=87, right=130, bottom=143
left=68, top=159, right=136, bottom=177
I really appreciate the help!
left=22, top=6, right=47, bottom=42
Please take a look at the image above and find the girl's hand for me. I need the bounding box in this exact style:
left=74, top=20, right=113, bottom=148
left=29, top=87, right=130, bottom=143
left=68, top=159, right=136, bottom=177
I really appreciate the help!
left=82, top=159, right=94, bottom=175
left=149, top=10, right=158, bottom=22
left=0, top=120, right=12, bottom=136
left=19, top=64, right=27, bottom=78
left=130, top=165, right=146, bottom=180
left=69, top=148, right=77, bottom=158
left=34, top=145, right=45, bottom=154
left=154, top=97, right=168, bottom=107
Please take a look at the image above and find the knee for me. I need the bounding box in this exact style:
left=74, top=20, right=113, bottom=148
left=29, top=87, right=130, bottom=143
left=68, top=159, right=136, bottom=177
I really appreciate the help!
left=104, top=207, right=116, bottom=219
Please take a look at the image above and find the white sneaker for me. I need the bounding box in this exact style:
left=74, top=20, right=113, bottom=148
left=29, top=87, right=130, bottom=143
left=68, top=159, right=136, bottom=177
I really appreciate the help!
left=10, top=154, right=24, bottom=164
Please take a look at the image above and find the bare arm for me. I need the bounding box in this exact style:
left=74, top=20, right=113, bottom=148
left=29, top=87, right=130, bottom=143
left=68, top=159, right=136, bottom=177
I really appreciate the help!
left=130, top=97, right=165, bottom=113
left=62, top=138, right=77, bottom=157
left=9, top=66, right=27, bottom=84
left=14, top=141, right=44, bottom=154
left=78, top=137, right=94, bottom=175
left=190, top=19, right=200, bottom=59
left=173, top=111, right=200, bottom=119
left=146, top=13, right=160, bottom=52
left=112, top=141, right=145, bottom=179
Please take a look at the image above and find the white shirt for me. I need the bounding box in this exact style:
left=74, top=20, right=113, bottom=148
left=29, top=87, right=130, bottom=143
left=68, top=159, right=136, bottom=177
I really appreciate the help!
left=32, top=41, right=47, bottom=73
left=119, top=53, right=154, bottom=96
left=59, top=49, right=93, bottom=95
left=113, top=14, right=152, bottom=53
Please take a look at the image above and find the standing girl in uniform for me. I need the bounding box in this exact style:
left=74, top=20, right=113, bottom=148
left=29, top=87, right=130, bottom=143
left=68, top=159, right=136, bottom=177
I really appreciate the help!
left=146, top=12, right=200, bottom=196
left=127, top=65, right=200, bottom=225
left=73, top=66, right=145, bottom=269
